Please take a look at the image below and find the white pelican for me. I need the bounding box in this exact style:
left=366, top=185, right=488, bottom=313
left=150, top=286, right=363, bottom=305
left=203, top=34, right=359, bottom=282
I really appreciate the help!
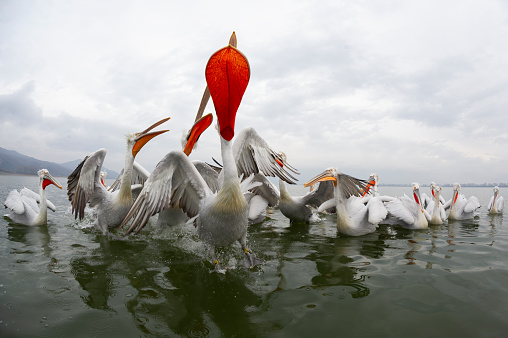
left=100, top=171, right=108, bottom=188
left=488, top=186, right=504, bottom=214
left=120, top=33, right=296, bottom=270
left=67, top=117, right=170, bottom=234
left=304, top=168, right=386, bottom=236
left=444, top=183, right=480, bottom=220
left=359, top=173, right=395, bottom=204
left=385, top=183, right=430, bottom=230
left=426, top=185, right=447, bottom=225
left=4, top=169, right=62, bottom=225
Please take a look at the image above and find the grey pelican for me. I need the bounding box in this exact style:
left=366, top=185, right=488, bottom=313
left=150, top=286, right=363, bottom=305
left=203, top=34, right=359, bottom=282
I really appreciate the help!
left=4, top=169, right=62, bottom=225
left=385, top=182, right=430, bottom=229
left=488, top=186, right=504, bottom=214
left=444, top=183, right=480, bottom=220
left=304, top=168, right=386, bottom=236
left=278, top=157, right=333, bottom=223
left=120, top=33, right=297, bottom=270
left=67, top=117, right=170, bottom=233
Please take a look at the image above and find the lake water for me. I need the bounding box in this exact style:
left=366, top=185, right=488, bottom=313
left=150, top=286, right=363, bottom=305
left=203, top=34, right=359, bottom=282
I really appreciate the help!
left=1, top=174, right=507, bottom=337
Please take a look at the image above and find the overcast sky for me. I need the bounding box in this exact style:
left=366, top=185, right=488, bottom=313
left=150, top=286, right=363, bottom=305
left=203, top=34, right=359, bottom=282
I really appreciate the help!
left=1, top=0, right=508, bottom=185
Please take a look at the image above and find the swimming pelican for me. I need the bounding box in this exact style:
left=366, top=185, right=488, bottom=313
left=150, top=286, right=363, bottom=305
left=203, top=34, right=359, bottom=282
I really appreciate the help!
left=488, top=186, right=504, bottom=214
left=385, top=183, right=430, bottom=229
left=67, top=117, right=170, bottom=234
left=426, top=185, right=447, bottom=225
left=304, top=168, right=386, bottom=236
left=444, top=183, right=480, bottom=220
left=278, top=154, right=333, bottom=223
left=359, top=173, right=395, bottom=204
left=4, top=169, right=62, bottom=225
left=120, top=33, right=296, bottom=270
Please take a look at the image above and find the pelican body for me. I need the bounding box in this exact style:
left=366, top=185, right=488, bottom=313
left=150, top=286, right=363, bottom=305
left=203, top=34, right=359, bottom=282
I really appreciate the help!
left=488, top=186, right=504, bottom=214
left=67, top=117, right=169, bottom=233
left=4, top=169, right=62, bottom=225
left=385, top=183, right=430, bottom=230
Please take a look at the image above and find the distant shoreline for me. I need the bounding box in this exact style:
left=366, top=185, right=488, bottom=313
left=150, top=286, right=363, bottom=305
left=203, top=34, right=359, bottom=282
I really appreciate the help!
left=1, top=172, right=505, bottom=187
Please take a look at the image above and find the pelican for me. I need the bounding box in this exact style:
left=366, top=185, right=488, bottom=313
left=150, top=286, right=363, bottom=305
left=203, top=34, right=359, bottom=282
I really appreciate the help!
left=359, top=173, right=395, bottom=204
left=304, top=168, right=386, bottom=236
left=278, top=153, right=333, bottom=223
left=120, top=33, right=297, bottom=270
left=385, top=183, right=430, bottom=230
left=67, top=117, right=170, bottom=234
left=426, top=185, right=447, bottom=225
left=488, top=186, right=504, bottom=214
left=4, top=169, right=62, bottom=225
left=444, top=183, right=480, bottom=220
left=100, top=171, right=108, bottom=188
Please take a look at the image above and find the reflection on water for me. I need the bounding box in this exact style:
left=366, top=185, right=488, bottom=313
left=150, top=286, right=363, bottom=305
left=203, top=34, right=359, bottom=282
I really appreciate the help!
left=2, top=180, right=508, bottom=336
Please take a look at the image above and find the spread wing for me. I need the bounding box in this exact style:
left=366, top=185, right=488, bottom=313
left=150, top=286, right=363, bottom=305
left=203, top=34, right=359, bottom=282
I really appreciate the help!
left=120, top=151, right=213, bottom=235
left=67, top=148, right=107, bottom=220
left=192, top=160, right=219, bottom=193
left=109, top=161, right=150, bottom=192
left=301, top=180, right=335, bottom=208
left=247, top=173, right=280, bottom=207
left=232, top=127, right=299, bottom=184
left=386, top=195, right=417, bottom=225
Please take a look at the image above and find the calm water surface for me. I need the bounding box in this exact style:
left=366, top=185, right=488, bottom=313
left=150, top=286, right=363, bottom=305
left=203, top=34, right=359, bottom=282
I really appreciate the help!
left=1, top=174, right=508, bottom=337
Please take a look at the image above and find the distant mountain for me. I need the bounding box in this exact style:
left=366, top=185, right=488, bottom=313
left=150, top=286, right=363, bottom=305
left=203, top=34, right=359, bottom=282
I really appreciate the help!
left=0, top=147, right=119, bottom=179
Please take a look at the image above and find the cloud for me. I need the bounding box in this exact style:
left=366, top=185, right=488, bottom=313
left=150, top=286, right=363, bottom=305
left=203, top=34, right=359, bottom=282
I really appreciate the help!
left=1, top=0, right=508, bottom=184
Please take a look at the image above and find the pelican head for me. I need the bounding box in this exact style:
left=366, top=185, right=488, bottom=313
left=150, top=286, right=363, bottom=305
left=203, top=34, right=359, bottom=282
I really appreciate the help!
left=493, top=186, right=500, bottom=195
left=130, top=117, right=170, bottom=157
left=183, top=113, right=213, bottom=156
left=411, top=182, right=424, bottom=210
left=205, top=39, right=250, bottom=141
left=304, top=168, right=339, bottom=188
left=38, top=169, right=62, bottom=190
left=362, top=173, right=379, bottom=196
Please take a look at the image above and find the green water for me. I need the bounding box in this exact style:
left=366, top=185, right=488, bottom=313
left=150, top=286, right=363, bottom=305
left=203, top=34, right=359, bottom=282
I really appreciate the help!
left=1, top=175, right=508, bottom=337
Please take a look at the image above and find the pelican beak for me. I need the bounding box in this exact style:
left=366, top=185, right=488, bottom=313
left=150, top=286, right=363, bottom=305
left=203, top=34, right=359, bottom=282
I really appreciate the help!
left=183, top=113, right=213, bottom=156
left=304, top=169, right=337, bottom=188
left=205, top=34, right=250, bottom=141
left=42, top=172, right=62, bottom=190
left=132, top=117, right=170, bottom=157
left=362, top=179, right=376, bottom=197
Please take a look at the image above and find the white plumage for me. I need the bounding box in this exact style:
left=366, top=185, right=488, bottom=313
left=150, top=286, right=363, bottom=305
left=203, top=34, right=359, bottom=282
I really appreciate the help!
left=4, top=169, right=62, bottom=225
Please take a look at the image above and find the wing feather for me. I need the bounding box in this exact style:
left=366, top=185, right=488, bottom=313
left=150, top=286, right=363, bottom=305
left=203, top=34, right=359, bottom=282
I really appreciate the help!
left=67, top=149, right=107, bottom=220
left=109, top=161, right=150, bottom=192
left=232, top=127, right=299, bottom=184
left=301, top=181, right=334, bottom=208
left=4, top=190, right=25, bottom=214
left=121, top=151, right=212, bottom=234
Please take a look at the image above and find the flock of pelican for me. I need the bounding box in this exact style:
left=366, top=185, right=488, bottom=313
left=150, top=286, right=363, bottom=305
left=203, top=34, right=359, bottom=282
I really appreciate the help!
left=3, top=33, right=505, bottom=270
